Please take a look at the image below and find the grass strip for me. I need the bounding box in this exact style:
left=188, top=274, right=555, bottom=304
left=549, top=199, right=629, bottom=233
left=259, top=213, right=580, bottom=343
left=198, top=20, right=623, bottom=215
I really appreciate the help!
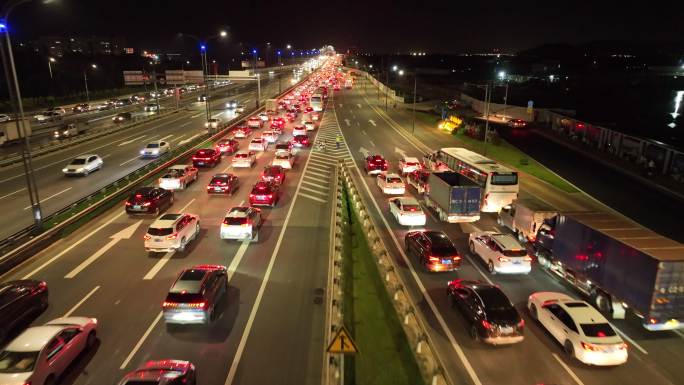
left=341, top=186, right=424, bottom=385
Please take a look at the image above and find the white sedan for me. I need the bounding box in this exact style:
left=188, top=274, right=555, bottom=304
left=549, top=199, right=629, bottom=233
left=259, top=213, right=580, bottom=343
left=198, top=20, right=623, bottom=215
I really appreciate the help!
left=271, top=150, right=295, bottom=169
left=389, top=197, right=426, bottom=226
left=232, top=151, right=256, bottom=168
left=261, top=130, right=279, bottom=144
left=62, top=154, right=103, bottom=176
left=376, top=172, right=405, bottom=195
left=248, top=138, right=268, bottom=152
left=140, top=140, right=170, bottom=158
left=0, top=317, right=98, bottom=385
left=303, top=120, right=315, bottom=131
left=528, top=292, right=628, bottom=366
left=398, top=156, right=421, bottom=174
left=468, top=232, right=532, bottom=274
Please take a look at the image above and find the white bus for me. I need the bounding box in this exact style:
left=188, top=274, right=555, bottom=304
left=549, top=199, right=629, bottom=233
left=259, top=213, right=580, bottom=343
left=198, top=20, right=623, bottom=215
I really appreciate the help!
left=425, top=147, right=519, bottom=212
left=310, top=93, right=324, bottom=112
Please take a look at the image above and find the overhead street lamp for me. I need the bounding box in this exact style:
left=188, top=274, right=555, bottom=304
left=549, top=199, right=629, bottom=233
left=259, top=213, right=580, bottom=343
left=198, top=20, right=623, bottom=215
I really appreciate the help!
left=83, top=63, right=97, bottom=103
left=47, top=57, right=55, bottom=79
left=0, top=0, right=58, bottom=231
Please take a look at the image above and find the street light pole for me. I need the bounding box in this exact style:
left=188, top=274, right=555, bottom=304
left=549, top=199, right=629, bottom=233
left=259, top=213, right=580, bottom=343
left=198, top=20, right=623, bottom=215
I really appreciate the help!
left=256, top=73, right=261, bottom=108
left=83, top=71, right=90, bottom=103
left=0, top=1, right=43, bottom=231
left=483, top=82, right=491, bottom=156
left=47, top=57, right=54, bottom=79
left=411, top=73, right=417, bottom=134
left=385, top=68, right=389, bottom=111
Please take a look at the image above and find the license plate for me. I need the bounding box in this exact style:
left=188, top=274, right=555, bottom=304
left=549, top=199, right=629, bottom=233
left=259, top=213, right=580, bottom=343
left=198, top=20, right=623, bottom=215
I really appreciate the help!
left=257, top=196, right=264, bottom=200
left=214, top=187, right=222, bottom=191
left=513, top=261, right=521, bottom=264
left=500, top=326, right=514, bottom=334
left=197, top=162, right=204, bottom=165
left=154, top=239, right=163, bottom=242
left=442, top=259, right=452, bottom=264
left=133, top=205, right=141, bottom=210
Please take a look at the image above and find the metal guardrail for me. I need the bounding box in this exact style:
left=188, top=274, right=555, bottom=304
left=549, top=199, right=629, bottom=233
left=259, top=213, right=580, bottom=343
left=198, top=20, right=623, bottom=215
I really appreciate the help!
left=0, top=67, right=315, bottom=276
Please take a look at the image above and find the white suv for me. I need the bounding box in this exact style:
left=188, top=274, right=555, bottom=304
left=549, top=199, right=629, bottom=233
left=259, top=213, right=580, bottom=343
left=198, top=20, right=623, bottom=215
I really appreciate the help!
left=144, top=213, right=200, bottom=253
left=220, top=207, right=262, bottom=241
left=468, top=232, right=532, bottom=274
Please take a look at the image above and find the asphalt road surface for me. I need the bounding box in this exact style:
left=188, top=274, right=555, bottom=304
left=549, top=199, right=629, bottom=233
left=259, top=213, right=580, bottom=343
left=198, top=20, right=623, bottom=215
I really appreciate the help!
left=0, top=68, right=336, bottom=385
left=0, top=68, right=298, bottom=240
left=332, top=77, right=684, bottom=385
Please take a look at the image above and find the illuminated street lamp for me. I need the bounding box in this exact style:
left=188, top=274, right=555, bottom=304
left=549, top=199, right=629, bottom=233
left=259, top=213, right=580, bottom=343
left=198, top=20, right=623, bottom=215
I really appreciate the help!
left=83, top=63, right=97, bottom=103
left=48, top=57, right=55, bottom=78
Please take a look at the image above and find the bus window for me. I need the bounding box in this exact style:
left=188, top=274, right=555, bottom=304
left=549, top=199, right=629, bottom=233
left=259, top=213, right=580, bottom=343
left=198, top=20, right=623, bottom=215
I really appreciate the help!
left=490, top=172, right=518, bottom=185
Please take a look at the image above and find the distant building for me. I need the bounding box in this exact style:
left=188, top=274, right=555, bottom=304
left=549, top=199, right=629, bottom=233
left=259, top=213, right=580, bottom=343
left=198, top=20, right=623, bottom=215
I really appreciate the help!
left=33, top=35, right=127, bottom=57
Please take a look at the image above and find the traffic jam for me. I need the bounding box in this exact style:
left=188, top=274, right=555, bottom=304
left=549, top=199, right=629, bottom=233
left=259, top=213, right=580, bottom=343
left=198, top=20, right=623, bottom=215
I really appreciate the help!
left=0, top=58, right=340, bottom=385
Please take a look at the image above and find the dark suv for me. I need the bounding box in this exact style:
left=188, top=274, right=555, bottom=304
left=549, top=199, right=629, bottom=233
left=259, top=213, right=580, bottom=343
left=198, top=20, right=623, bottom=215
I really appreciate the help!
left=125, top=187, right=174, bottom=215
left=162, top=265, right=228, bottom=325
left=405, top=230, right=461, bottom=272
left=447, top=280, right=524, bottom=345
left=0, top=280, right=49, bottom=342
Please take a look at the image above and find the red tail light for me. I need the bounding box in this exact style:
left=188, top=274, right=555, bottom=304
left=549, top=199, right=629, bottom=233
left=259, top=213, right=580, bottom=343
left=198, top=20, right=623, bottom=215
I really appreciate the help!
left=187, top=302, right=208, bottom=309
left=498, top=256, right=510, bottom=262
left=452, top=255, right=461, bottom=261
left=143, top=202, right=151, bottom=207
left=249, top=193, right=255, bottom=198
left=481, top=320, right=492, bottom=330
left=143, top=234, right=152, bottom=240
left=517, top=319, right=525, bottom=329
left=428, top=256, right=439, bottom=262
left=162, top=301, right=177, bottom=308
left=523, top=256, right=533, bottom=262
left=125, top=201, right=132, bottom=206
left=267, top=194, right=273, bottom=199
left=166, top=233, right=178, bottom=240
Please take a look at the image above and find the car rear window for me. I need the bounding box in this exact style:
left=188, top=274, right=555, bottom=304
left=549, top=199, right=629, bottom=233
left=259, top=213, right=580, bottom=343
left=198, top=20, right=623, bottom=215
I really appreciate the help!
left=225, top=217, right=247, bottom=225
left=0, top=351, right=39, bottom=373
left=477, top=287, right=512, bottom=311
left=276, top=144, right=289, bottom=150
left=235, top=153, right=247, bottom=158
left=402, top=204, right=421, bottom=212
left=580, top=323, right=617, bottom=337
left=387, top=177, right=402, bottom=183
left=165, top=292, right=204, bottom=303
left=146, top=143, right=159, bottom=148
left=503, top=249, right=528, bottom=257
left=211, top=177, right=229, bottom=184
left=430, top=240, right=457, bottom=256
left=147, top=227, right=173, bottom=236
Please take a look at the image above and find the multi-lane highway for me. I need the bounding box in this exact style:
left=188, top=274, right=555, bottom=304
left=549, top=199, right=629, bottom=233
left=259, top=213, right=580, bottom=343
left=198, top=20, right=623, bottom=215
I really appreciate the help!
left=0, top=67, right=298, bottom=240
left=0, top=60, right=340, bottom=385
left=331, top=75, right=684, bottom=385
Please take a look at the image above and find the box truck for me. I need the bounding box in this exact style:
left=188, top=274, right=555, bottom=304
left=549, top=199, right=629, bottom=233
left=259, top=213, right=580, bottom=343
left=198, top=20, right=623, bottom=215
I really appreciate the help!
left=0, top=119, right=32, bottom=146
left=534, top=211, right=684, bottom=331
left=498, top=198, right=557, bottom=243
left=424, top=172, right=481, bottom=223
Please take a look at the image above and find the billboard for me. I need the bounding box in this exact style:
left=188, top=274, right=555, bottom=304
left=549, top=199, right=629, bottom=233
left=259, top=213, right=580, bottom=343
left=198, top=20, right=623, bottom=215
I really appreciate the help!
left=241, top=60, right=265, bottom=68
left=123, top=70, right=147, bottom=85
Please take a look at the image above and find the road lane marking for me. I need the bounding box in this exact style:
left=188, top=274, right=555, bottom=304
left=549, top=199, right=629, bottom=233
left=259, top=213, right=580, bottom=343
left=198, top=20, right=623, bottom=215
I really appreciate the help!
left=159, top=134, right=174, bottom=140
left=191, top=113, right=203, bottom=118
left=614, top=327, right=648, bottom=354
left=119, top=155, right=141, bottom=167
left=302, top=180, right=329, bottom=190
left=65, top=221, right=143, bottom=278
left=63, top=286, right=100, bottom=317
left=174, top=134, right=186, bottom=141
left=179, top=121, right=191, bottom=128
left=332, top=102, right=481, bottom=385
left=21, top=211, right=126, bottom=278
left=356, top=103, right=362, bottom=108
left=0, top=187, right=26, bottom=200
left=674, top=330, right=684, bottom=340
left=224, top=102, right=325, bottom=385
left=23, top=187, right=72, bottom=210
left=179, top=198, right=196, bottom=212
left=369, top=140, right=376, bottom=147
left=143, top=252, right=175, bottom=280
left=178, top=133, right=200, bottom=145
left=119, top=311, right=163, bottom=369
left=368, top=119, right=376, bottom=126
left=227, top=241, right=250, bottom=281
left=307, top=164, right=330, bottom=173
left=118, top=135, right=146, bottom=146
left=299, top=186, right=328, bottom=196
left=552, top=353, right=586, bottom=385
left=299, top=192, right=327, bottom=203
left=305, top=170, right=330, bottom=179
left=344, top=118, right=350, bottom=126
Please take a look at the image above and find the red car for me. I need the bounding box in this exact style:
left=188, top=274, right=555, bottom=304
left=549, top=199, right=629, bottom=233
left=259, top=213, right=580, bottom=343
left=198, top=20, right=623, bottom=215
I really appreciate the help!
left=272, top=117, right=286, bottom=128
left=365, top=154, right=388, bottom=174
left=260, top=165, right=285, bottom=185
left=215, top=138, right=239, bottom=154
left=206, top=173, right=239, bottom=195
left=305, top=106, right=314, bottom=113
left=192, top=148, right=221, bottom=168
left=285, top=112, right=298, bottom=122
left=333, top=84, right=341, bottom=91
left=232, top=126, right=252, bottom=138
left=291, top=134, right=310, bottom=148
left=249, top=181, right=279, bottom=207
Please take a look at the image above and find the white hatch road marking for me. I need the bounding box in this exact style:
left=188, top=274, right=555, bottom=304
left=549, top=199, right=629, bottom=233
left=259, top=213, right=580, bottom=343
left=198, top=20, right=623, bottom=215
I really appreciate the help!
left=159, top=134, right=174, bottom=140
left=307, top=164, right=330, bottom=173
left=179, top=198, right=196, bottom=212
left=222, top=164, right=233, bottom=173
left=305, top=170, right=329, bottom=179
left=358, top=146, right=370, bottom=157
left=334, top=104, right=482, bottom=385
left=344, top=118, right=350, bottom=126
left=119, top=155, right=141, bottom=167
left=23, top=187, right=72, bottom=210
left=369, top=140, right=376, bottom=147
left=368, top=119, right=376, bottom=126
left=224, top=102, right=325, bottom=385
left=143, top=251, right=175, bottom=280
left=552, top=353, right=586, bottom=385
left=65, top=221, right=143, bottom=278
left=178, top=133, right=200, bottom=145
left=299, top=186, right=328, bottom=196
left=119, top=311, right=163, bottom=369
left=338, top=103, right=343, bottom=108
left=302, top=180, right=329, bottom=190
left=356, top=103, right=362, bottom=108
left=303, top=174, right=328, bottom=184
left=118, top=135, right=147, bottom=146
left=0, top=187, right=26, bottom=200
left=63, top=286, right=100, bottom=317
left=21, top=211, right=125, bottom=278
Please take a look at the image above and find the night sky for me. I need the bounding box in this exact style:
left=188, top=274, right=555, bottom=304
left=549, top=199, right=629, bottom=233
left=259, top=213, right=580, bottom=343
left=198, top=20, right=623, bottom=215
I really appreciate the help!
left=7, top=0, right=683, bottom=53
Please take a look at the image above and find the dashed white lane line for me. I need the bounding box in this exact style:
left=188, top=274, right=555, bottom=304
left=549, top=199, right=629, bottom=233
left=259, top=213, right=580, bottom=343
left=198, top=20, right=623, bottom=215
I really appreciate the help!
left=0, top=187, right=26, bottom=200
left=552, top=353, right=586, bottom=385
left=159, top=134, right=174, bottom=140
left=63, top=286, right=100, bottom=317
left=23, top=187, right=72, bottom=210
left=179, top=198, right=196, bottom=212
left=142, top=252, right=175, bottom=280
left=119, top=155, right=141, bottom=167
left=119, top=311, right=163, bottom=369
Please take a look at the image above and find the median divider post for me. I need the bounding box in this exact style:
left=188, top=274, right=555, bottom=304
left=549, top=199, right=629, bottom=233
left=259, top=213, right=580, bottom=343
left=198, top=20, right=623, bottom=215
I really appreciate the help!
left=336, top=163, right=452, bottom=385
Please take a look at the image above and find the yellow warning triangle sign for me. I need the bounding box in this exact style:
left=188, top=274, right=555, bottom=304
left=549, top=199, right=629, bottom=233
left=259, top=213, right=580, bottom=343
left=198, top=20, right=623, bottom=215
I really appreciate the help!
left=326, top=325, right=359, bottom=354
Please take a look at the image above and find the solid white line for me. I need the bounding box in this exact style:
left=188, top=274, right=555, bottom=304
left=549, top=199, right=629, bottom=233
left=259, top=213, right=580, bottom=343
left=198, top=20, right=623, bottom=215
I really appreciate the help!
left=63, top=286, right=100, bottom=317
left=119, top=155, right=141, bottom=167
left=21, top=212, right=125, bottom=279
left=23, top=187, right=72, bottom=210
left=369, top=140, right=376, bottom=147
left=302, top=180, right=329, bottom=190
left=174, top=134, right=186, bottom=141
left=223, top=100, right=325, bottom=385
left=222, top=164, right=233, bottom=173
left=332, top=102, right=484, bottom=385
left=614, top=326, right=648, bottom=354
left=299, top=186, right=328, bottom=196
left=552, top=353, right=586, bottom=385
left=119, top=311, right=163, bottom=369
left=179, top=198, right=196, bottom=212
left=298, top=192, right=327, bottom=203
left=142, top=251, right=175, bottom=280
left=227, top=241, right=250, bottom=281
left=674, top=330, right=684, bottom=340
left=0, top=187, right=26, bottom=200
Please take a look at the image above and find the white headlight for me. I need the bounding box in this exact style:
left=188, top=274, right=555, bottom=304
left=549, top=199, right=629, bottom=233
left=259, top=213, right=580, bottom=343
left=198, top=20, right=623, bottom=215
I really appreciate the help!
left=62, top=168, right=68, bottom=172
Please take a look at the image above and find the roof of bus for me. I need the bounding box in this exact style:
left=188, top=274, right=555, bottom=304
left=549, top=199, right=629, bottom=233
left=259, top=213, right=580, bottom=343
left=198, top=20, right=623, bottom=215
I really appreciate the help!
left=440, top=147, right=516, bottom=174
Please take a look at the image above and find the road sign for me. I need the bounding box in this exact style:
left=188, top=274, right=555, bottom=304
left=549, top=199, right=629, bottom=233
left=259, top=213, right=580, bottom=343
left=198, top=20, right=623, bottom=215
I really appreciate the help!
left=326, top=325, right=359, bottom=354
left=527, top=100, right=534, bottom=114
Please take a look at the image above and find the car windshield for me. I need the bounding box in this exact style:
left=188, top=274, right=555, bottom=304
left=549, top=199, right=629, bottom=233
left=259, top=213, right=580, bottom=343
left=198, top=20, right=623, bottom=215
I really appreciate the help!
left=402, top=204, right=421, bottom=212
left=147, top=227, right=173, bottom=236
left=225, top=217, right=247, bottom=225
left=477, top=287, right=512, bottom=311
left=71, top=158, right=87, bottom=165
left=146, top=143, right=159, bottom=148
left=387, top=177, right=402, bottom=183
left=0, top=351, right=39, bottom=373
left=580, top=323, right=617, bottom=337
left=502, top=249, right=528, bottom=257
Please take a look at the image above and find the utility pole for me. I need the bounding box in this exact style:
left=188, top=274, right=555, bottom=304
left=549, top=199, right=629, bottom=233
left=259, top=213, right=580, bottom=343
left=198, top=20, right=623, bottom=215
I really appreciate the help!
left=83, top=71, right=90, bottom=103
left=385, top=68, right=389, bottom=111
left=483, top=82, right=491, bottom=156
left=411, top=74, right=417, bottom=134
left=502, top=82, right=509, bottom=121
left=256, top=73, right=261, bottom=108
left=152, top=68, right=160, bottom=111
